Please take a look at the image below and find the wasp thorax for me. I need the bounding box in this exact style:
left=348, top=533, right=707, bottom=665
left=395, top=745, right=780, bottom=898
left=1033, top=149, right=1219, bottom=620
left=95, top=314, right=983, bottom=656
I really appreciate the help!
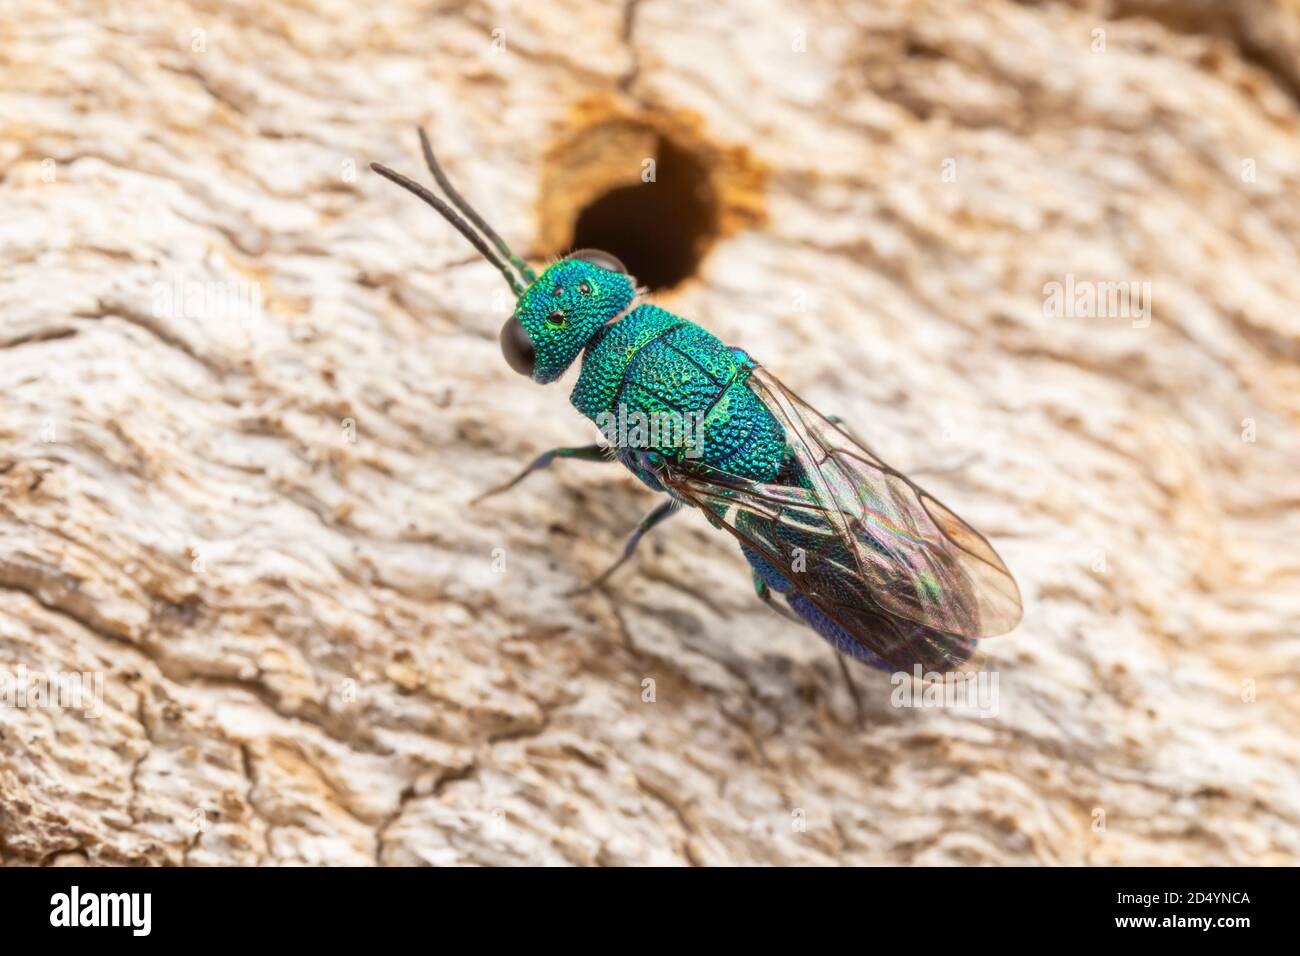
left=507, top=253, right=636, bottom=384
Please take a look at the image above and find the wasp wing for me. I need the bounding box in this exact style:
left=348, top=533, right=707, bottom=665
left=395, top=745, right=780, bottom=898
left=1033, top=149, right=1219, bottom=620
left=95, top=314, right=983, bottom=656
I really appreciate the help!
left=659, top=364, right=1022, bottom=672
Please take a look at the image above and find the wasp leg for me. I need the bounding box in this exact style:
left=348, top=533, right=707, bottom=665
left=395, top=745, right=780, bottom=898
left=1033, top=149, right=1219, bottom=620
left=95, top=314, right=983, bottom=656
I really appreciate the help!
left=472, top=443, right=612, bottom=504
left=826, top=414, right=980, bottom=476
left=752, top=573, right=802, bottom=624
left=566, top=499, right=678, bottom=595
left=834, top=653, right=866, bottom=729
left=752, top=571, right=865, bottom=726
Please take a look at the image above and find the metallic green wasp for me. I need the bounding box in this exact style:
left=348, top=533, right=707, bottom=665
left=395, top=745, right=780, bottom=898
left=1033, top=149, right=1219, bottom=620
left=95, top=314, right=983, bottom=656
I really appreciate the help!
left=372, top=129, right=1023, bottom=676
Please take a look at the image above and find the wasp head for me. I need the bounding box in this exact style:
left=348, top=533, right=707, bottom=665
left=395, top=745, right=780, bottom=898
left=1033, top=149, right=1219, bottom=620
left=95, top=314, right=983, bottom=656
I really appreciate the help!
left=501, top=251, right=635, bottom=383
left=370, top=132, right=636, bottom=386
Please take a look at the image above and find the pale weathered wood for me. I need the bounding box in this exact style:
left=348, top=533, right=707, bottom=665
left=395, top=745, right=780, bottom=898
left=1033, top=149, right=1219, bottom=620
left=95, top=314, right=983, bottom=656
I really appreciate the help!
left=1, top=0, right=1298, bottom=865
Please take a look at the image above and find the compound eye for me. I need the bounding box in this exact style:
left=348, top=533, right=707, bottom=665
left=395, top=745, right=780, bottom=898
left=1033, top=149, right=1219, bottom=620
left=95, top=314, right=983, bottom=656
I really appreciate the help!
left=568, top=249, right=627, bottom=274
left=499, top=316, right=535, bottom=377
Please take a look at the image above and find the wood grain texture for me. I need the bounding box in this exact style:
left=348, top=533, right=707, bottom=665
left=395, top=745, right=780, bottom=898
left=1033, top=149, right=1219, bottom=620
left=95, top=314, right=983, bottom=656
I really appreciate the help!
left=1, top=0, right=1297, bottom=865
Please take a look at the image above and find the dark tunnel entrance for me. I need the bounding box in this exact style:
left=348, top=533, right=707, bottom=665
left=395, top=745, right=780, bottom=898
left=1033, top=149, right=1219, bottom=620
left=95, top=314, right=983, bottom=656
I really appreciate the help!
left=567, top=137, right=718, bottom=292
